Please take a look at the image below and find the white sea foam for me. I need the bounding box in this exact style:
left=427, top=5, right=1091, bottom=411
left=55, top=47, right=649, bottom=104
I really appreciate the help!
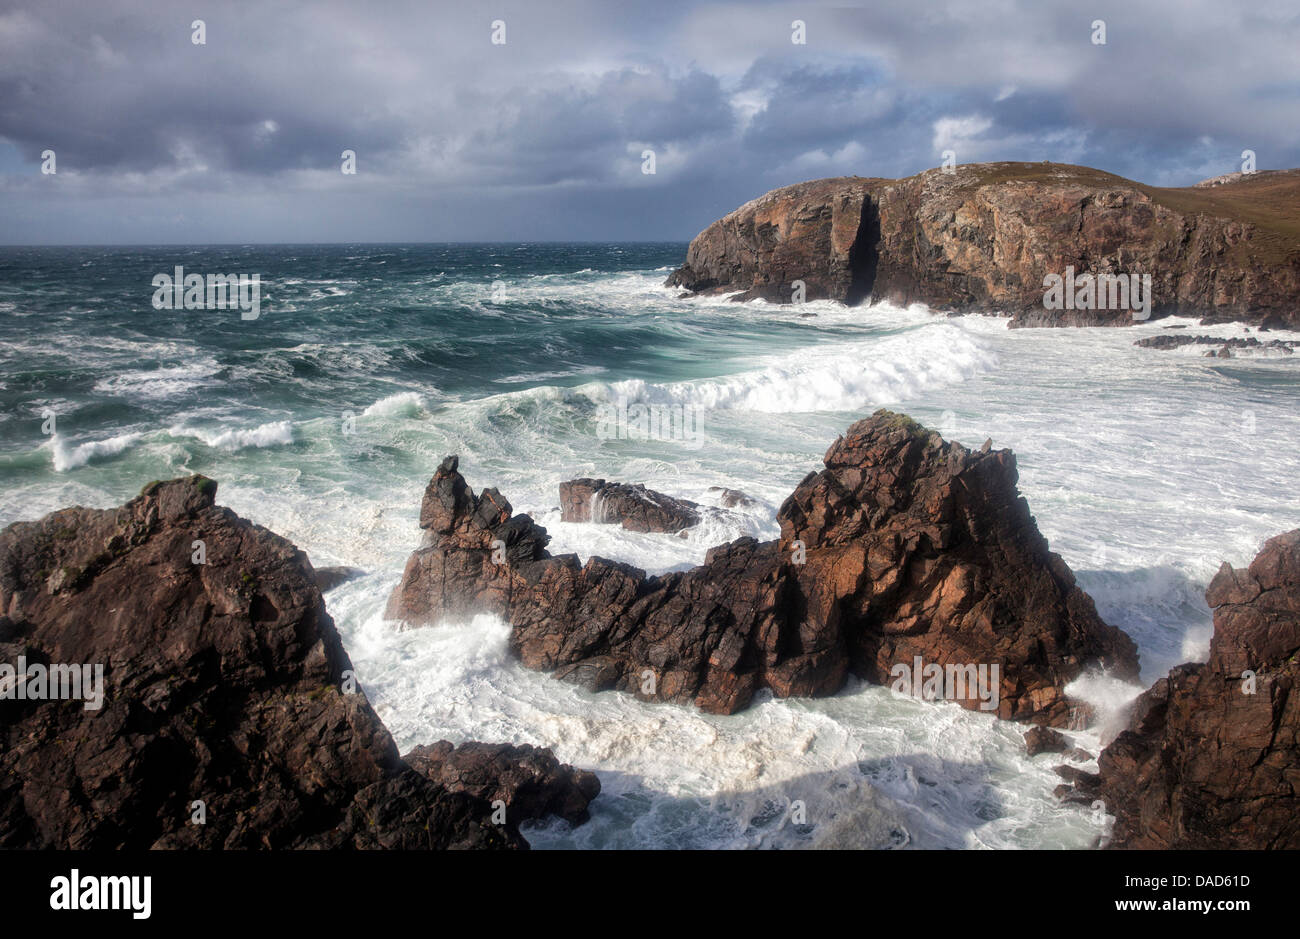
left=170, top=420, right=294, bottom=450
left=326, top=588, right=1099, bottom=850
left=49, top=431, right=145, bottom=471
left=1064, top=670, right=1147, bottom=745
left=93, top=360, right=222, bottom=401
left=596, top=324, right=998, bottom=413
left=361, top=391, right=426, bottom=418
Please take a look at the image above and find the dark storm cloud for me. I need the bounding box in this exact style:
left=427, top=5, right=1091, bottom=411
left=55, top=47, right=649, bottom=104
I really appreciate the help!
left=0, top=0, right=1297, bottom=243
left=457, top=68, right=735, bottom=185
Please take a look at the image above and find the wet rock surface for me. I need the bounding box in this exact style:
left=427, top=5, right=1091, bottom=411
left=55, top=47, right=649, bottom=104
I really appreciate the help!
left=0, top=477, right=594, bottom=849
left=1135, top=334, right=1296, bottom=353
left=1024, top=726, right=1069, bottom=756
left=388, top=412, right=1138, bottom=725
left=404, top=740, right=601, bottom=827
left=559, top=478, right=701, bottom=533
left=1096, top=529, right=1300, bottom=849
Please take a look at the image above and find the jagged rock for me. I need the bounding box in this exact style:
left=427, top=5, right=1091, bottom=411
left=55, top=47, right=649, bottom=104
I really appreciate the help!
left=1024, top=726, right=1069, bottom=756
left=387, top=411, right=1138, bottom=726
left=404, top=741, right=600, bottom=826
left=0, top=476, right=596, bottom=849
left=1097, top=530, right=1300, bottom=849
left=559, top=479, right=701, bottom=533
left=667, top=163, right=1300, bottom=327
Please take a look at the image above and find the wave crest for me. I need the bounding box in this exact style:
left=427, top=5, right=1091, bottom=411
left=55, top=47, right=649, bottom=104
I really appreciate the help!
left=597, top=324, right=997, bottom=413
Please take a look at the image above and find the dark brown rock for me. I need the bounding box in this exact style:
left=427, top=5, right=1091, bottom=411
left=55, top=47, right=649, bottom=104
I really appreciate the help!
left=667, top=163, right=1300, bottom=328
left=388, top=411, right=1138, bottom=726
left=1054, top=765, right=1102, bottom=789
left=1024, top=726, right=1069, bottom=756
left=0, top=476, right=596, bottom=849
left=404, top=740, right=600, bottom=826
left=559, top=478, right=701, bottom=533
left=314, top=565, right=365, bottom=592
left=1054, top=783, right=1096, bottom=806
left=1097, top=530, right=1300, bottom=849
left=665, top=177, right=878, bottom=304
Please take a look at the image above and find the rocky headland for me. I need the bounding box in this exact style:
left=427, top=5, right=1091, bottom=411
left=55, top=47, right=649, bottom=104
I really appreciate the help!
left=667, top=163, right=1300, bottom=328
left=0, top=477, right=597, bottom=849
left=387, top=411, right=1139, bottom=725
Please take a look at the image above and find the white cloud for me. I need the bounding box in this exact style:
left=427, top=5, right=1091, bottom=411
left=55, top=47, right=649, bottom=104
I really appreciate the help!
left=932, top=115, right=993, bottom=155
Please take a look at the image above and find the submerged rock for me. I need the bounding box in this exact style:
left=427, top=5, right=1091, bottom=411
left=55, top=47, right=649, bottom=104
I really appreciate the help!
left=1097, top=529, right=1300, bottom=849
left=1136, top=334, right=1295, bottom=353
left=387, top=411, right=1138, bottom=726
left=314, top=564, right=366, bottom=591
left=709, top=486, right=758, bottom=508
left=0, top=477, right=596, bottom=849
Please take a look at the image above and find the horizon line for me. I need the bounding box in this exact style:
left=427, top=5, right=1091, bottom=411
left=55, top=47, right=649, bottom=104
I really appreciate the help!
left=0, top=239, right=693, bottom=249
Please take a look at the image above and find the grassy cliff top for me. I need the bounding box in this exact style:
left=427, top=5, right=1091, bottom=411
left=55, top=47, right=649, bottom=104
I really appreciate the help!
left=826, top=161, right=1300, bottom=263
left=958, top=162, right=1299, bottom=238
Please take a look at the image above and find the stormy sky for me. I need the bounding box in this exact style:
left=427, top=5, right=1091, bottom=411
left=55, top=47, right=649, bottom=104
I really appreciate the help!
left=1, top=0, right=1297, bottom=244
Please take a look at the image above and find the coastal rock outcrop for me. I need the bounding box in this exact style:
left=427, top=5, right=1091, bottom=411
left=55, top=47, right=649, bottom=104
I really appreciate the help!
left=387, top=412, right=1139, bottom=726
left=665, top=177, right=879, bottom=304
left=0, top=477, right=595, bottom=849
left=667, top=163, right=1300, bottom=327
left=404, top=740, right=601, bottom=826
left=559, top=478, right=701, bottom=533
left=1097, top=530, right=1300, bottom=849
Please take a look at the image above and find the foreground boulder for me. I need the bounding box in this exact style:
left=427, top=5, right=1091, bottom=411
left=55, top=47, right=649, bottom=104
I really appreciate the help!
left=667, top=163, right=1300, bottom=327
left=387, top=412, right=1138, bottom=725
left=559, top=478, right=701, bottom=533
left=0, top=477, right=596, bottom=849
left=1097, top=530, right=1300, bottom=849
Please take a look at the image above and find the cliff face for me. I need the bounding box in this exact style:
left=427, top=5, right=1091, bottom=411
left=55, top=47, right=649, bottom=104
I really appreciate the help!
left=667, top=163, right=1300, bottom=327
left=0, top=477, right=596, bottom=849
left=387, top=412, right=1138, bottom=726
left=665, top=177, right=881, bottom=304
left=1097, top=530, right=1300, bottom=849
